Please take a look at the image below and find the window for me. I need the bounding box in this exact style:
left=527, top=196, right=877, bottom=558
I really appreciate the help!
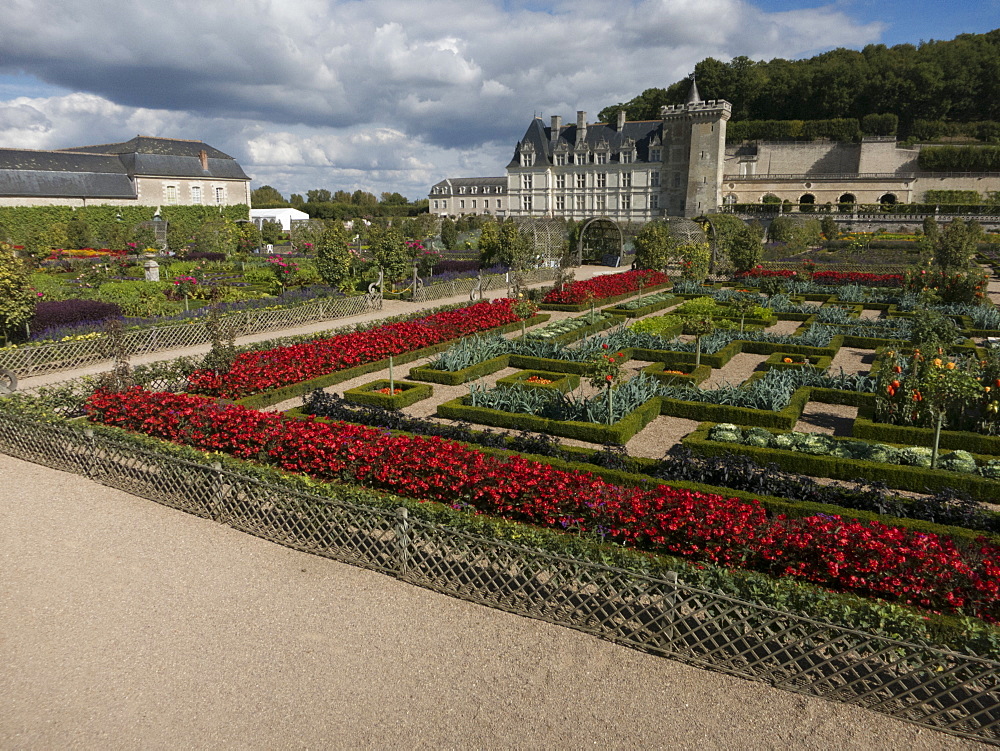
left=621, top=151, right=633, bottom=164
left=650, top=170, right=660, bottom=187
left=190, top=186, right=202, bottom=204
left=672, top=172, right=681, bottom=188
left=596, top=152, right=607, bottom=165
left=555, top=153, right=566, bottom=166
left=621, top=195, right=631, bottom=210
left=595, top=195, right=606, bottom=211
left=621, top=172, right=632, bottom=188
left=555, top=196, right=565, bottom=211
left=471, top=186, right=478, bottom=194
left=575, top=195, right=585, bottom=211
left=650, top=148, right=661, bottom=162
left=458, top=186, right=466, bottom=194
left=596, top=173, right=606, bottom=188
left=576, top=152, right=587, bottom=164
left=433, top=200, right=439, bottom=209
left=165, top=185, right=178, bottom=204
left=521, top=195, right=533, bottom=211
left=496, top=186, right=503, bottom=194
left=472, top=199, right=477, bottom=208
left=556, top=174, right=566, bottom=189
left=441, top=200, right=447, bottom=210
left=522, top=174, right=533, bottom=190
left=649, top=194, right=659, bottom=210
left=576, top=173, right=586, bottom=189
left=215, top=187, right=225, bottom=204
left=459, top=199, right=466, bottom=209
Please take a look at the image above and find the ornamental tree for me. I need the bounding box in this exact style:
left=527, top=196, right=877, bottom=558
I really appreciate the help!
left=315, top=222, right=354, bottom=291
left=934, top=218, right=983, bottom=271
left=633, top=220, right=675, bottom=271
left=367, top=224, right=410, bottom=282
left=0, top=242, right=35, bottom=342
left=682, top=317, right=715, bottom=366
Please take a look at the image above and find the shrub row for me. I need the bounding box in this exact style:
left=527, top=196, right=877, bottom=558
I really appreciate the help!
left=342, top=380, right=433, bottom=410
left=685, top=423, right=1000, bottom=502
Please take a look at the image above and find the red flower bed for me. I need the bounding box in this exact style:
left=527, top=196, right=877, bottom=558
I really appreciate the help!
left=811, top=270, right=904, bottom=287
left=735, top=267, right=904, bottom=287
left=86, top=387, right=1000, bottom=621
left=187, top=299, right=520, bottom=398
left=542, top=270, right=670, bottom=305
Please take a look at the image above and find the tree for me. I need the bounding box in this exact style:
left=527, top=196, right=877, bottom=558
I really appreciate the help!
left=479, top=220, right=536, bottom=272
left=0, top=243, right=35, bottom=343
left=632, top=221, right=675, bottom=271
left=724, top=222, right=764, bottom=273
left=307, top=189, right=332, bottom=204
left=934, top=218, right=982, bottom=270
left=289, top=194, right=305, bottom=207
left=251, top=185, right=288, bottom=207
left=315, top=222, right=355, bottom=291
left=260, top=220, right=284, bottom=245
left=192, top=219, right=239, bottom=255
left=440, top=217, right=458, bottom=250
left=820, top=215, right=839, bottom=241
left=682, top=317, right=715, bottom=367
left=236, top=221, right=262, bottom=254
left=367, top=224, right=410, bottom=281
left=351, top=190, right=379, bottom=206
left=380, top=191, right=408, bottom=205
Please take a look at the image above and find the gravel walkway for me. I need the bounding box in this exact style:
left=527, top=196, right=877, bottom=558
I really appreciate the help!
left=0, top=454, right=983, bottom=750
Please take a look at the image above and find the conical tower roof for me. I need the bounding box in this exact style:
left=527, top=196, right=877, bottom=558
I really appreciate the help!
left=686, top=74, right=702, bottom=105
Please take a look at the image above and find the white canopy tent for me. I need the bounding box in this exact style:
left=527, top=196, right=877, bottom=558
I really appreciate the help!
left=250, top=208, right=310, bottom=231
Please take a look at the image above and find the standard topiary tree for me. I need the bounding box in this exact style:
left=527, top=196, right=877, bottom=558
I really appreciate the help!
left=367, top=224, right=410, bottom=282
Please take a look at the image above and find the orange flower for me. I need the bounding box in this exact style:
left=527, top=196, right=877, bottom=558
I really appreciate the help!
left=945, top=362, right=956, bottom=370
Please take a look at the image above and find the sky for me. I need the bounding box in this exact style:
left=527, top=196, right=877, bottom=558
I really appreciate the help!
left=0, top=0, right=996, bottom=202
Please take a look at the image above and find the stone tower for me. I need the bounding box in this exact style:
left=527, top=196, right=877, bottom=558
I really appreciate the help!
left=659, top=76, right=732, bottom=218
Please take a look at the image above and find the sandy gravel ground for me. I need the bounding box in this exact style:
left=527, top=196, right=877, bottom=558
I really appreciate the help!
left=0, top=453, right=984, bottom=750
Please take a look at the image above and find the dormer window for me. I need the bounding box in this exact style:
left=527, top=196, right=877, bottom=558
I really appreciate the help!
left=596, top=152, right=607, bottom=165
left=555, top=153, right=566, bottom=166
left=458, top=186, right=466, bottom=194
left=471, top=186, right=478, bottom=194
left=620, top=151, right=633, bottom=164
left=650, top=148, right=662, bottom=162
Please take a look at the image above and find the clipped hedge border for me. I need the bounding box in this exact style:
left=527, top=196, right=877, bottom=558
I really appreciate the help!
left=409, top=355, right=510, bottom=385
left=343, top=380, right=433, bottom=410
left=853, top=404, right=1000, bottom=456
left=659, top=385, right=875, bottom=429
left=633, top=335, right=845, bottom=371
left=761, top=352, right=835, bottom=371
left=603, top=295, right=682, bottom=318
left=535, top=314, right=624, bottom=344
left=436, top=394, right=661, bottom=445
left=539, top=282, right=672, bottom=312
left=642, top=361, right=712, bottom=386
left=684, top=422, right=1000, bottom=503
left=507, top=354, right=599, bottom=376
left=235, top=314, right=549, bottom=410
left=495, top=370, right=580, bottom=393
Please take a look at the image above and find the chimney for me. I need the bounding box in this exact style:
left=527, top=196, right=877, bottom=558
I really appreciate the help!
left=550, top=115, right=561, bottom=148
left=576, top=111, right=587, bottom=145
left=199, top=149, right=208, bottom=171
left=617, top=110, right=626, bottom=131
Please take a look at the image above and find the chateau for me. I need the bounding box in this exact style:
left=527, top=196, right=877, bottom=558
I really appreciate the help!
left=430, top=80, right=1000, bottom=221
left=0, top=136, right=251, bottom=208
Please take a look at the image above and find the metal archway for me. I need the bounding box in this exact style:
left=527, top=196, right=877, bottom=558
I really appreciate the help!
left=576, top=217, right=625, bottom=266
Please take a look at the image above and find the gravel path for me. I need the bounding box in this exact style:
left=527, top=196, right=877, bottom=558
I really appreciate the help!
left=0, top=453, right=983, bottom=750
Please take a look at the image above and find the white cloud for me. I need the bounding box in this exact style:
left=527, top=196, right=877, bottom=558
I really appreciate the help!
left=0, top=0, right=885, bottom=198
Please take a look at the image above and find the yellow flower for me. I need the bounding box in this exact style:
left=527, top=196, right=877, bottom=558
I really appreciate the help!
left=932, top=358, right=942, bottom=368
left=945, top=362, right=956, bottom=370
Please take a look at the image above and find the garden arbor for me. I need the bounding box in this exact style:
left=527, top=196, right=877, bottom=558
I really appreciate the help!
left=576, top=218, right=625, bottom=265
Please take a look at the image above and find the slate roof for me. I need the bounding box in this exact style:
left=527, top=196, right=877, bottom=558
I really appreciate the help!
left=0, top=136, right=249, bottom=198
left=506, top=118, right=664, bottom=169
left=430, top=176, right=506, bottom=194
